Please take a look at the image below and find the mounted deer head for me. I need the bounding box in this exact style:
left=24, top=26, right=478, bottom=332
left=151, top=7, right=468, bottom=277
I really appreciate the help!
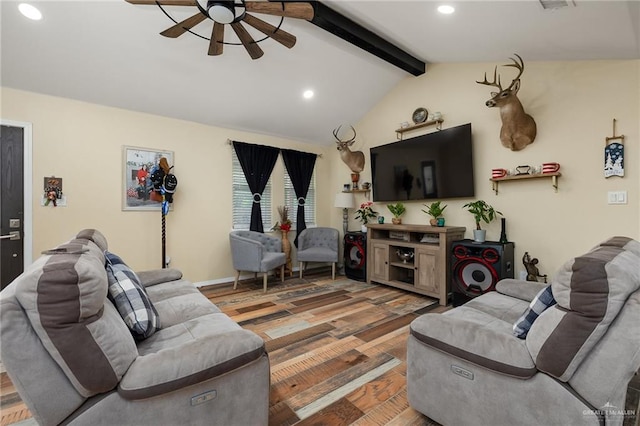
left=333, top=125, right=365, bottom=173
left=477, top=54, right=537, bottom=151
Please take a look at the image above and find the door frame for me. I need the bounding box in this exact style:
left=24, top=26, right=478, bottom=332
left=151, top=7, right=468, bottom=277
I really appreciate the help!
left=1, top=119, right=33, bottom=267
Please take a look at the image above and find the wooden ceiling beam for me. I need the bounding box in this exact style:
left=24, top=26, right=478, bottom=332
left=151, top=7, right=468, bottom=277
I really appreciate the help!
left=304, top=1, right=426, bottom=76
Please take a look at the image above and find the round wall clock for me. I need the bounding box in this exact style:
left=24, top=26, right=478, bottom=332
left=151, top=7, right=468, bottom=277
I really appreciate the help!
left=412, top=107, right=428, bottom=124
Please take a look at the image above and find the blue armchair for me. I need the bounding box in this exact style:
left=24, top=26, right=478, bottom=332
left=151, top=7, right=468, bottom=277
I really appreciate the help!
left=229, top=231, right=286, bottom=292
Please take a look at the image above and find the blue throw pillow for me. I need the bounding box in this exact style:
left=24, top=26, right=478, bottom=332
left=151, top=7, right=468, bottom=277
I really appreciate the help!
left=513, top=285, right=556, bottom=339
left=105, top=251, right=160, bottom=340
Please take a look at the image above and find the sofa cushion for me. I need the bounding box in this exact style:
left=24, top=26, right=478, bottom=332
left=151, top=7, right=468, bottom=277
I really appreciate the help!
left=76, top=228, right=109, bottom=252
left=527, top=243, right=640, bottom=381
left=513, top=285, right=556, bottom=339
left=297, top=246, right=338, bottom=262
left=14, top=239, right=137, bottom=397
left=136, top=268, right=183, bottom=287
left=410, top=307, right=536, bottom=379
left=105, top=251, right=160, bottom=340
left=593, top=235, right=640, bottom=257
left=119, top=313, right=266, bottom=399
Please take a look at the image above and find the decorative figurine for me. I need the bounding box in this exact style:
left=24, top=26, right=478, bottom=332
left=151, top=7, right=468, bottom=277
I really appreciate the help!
left=523, top=252, right=547, bottom=283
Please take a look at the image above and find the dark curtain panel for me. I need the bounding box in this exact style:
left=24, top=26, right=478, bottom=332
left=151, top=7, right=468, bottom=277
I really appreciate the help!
left=281, top=149, right=317, bottom=247
left=233, top=141, right=280, bottom=233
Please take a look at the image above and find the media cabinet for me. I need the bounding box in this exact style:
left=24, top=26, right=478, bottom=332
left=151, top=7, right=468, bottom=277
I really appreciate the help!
left=366, top=223, right=465, bottom=306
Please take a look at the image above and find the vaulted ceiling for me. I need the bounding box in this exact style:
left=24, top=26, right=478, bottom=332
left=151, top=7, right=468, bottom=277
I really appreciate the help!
left=2, top=1, right=639, bottom=145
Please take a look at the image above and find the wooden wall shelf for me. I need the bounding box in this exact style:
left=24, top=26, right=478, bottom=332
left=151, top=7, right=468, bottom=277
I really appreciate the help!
left=395, top=119, right=443, bottom=140
left=490, top=172, right=561, bottom=195
left=342, top=189, right=370, bottom=194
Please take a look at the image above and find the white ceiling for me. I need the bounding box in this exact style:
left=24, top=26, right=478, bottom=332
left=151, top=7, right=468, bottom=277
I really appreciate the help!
left=2, top=1, right=639, bottom=146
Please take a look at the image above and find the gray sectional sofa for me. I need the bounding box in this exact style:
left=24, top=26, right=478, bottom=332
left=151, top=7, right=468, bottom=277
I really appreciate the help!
left=0, top=229, right=269, bottom=426
left=407, top=236, right=640, bottom=426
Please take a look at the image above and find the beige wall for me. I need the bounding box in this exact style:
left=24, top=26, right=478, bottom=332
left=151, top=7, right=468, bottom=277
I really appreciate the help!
left=328, top=60, right=640, bottom=277
left=1, top=88, right=331, bottom=283
left=3, top=59, right=639, bottom=283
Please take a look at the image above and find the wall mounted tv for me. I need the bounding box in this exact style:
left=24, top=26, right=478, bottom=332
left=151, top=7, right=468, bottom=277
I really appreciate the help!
left=370, top=123, right=475, bottom=202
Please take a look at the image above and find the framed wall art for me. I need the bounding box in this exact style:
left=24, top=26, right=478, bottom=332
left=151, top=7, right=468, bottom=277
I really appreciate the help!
left=123, top=146, right=174, bottom=211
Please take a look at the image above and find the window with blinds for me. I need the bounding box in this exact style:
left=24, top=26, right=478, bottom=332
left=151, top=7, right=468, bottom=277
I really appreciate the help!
left=284, top=169, right=316, bottom=228
left=232, top=149, right=272, bottom=230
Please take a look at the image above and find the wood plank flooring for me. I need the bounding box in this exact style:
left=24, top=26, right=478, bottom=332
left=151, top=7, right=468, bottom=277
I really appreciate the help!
left=0, top=268, right=444, bottom=426
left=202, top=268, right=445, bottom=425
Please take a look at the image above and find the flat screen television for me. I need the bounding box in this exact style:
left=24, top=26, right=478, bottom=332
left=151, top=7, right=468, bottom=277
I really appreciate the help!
left=370, top=123, right=474, bottom=202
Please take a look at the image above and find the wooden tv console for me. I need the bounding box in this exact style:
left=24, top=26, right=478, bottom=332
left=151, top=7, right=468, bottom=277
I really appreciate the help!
left=366, top=223, right=465, bottom=306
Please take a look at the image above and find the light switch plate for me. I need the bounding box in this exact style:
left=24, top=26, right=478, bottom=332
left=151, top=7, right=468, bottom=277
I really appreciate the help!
left=608, top=191, right=627, bottom=205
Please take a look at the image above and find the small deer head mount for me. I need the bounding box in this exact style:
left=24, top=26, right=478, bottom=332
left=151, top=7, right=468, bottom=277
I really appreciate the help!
left=477, top=54, right=537, bottom=151
left=333, top=125, right=365, bottom=173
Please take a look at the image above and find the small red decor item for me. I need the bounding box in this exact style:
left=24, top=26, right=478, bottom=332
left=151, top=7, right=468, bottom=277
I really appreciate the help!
left=542, top=162, right=560, bottom=174
left=492, top=168, right=508, bottom=179
left=280, top=223, right=292, bottom=232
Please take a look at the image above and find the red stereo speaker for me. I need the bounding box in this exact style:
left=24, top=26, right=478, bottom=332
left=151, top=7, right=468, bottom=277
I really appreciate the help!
left=451, top=240, right=514, bottom=306
left=344, top=231, right=366, bottom=282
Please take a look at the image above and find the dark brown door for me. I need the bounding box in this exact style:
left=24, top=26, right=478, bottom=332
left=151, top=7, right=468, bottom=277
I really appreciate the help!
left=1, top=125, right=24, bottom=289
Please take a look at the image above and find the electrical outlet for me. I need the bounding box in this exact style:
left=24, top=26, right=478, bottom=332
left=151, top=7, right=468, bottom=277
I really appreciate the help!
left=608, top=191, right=628, bottom=205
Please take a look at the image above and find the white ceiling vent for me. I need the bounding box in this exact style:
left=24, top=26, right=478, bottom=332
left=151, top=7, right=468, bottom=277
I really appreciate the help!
left=539, top=0, right=576, bottom=10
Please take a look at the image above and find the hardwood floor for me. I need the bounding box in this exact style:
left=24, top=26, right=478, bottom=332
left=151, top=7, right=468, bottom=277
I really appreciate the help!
left=0, top=268, right=444, bottom=426
left=202, top=268, right=444, bottom=425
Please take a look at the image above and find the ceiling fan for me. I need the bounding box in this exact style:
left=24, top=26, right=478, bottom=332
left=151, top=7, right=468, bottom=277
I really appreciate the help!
left=125, top=0, right=315, bottom=59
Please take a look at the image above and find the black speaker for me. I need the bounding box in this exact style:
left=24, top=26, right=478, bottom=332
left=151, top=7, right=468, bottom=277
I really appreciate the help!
left=344, top=231, right=366, bottom=282
left=451, top=240, right=514, bottom=306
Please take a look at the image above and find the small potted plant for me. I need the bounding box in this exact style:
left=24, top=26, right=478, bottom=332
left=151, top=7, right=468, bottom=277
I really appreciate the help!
left=462, top=200, right=502, bottom=242
left=422, top=201, right=447, bottom=226
left=386, top=202, right=406, bottom=225
left=355, top=201, right=378, bottom=232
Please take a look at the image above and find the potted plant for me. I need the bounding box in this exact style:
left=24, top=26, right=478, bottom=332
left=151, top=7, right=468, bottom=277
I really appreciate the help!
left=387, top=202, right=406, bottom=224
left=462, top=200, right=502, bottom=242
left=355, top=201, right=378, bottom=232
left=422, top=201, right=447, bottom=226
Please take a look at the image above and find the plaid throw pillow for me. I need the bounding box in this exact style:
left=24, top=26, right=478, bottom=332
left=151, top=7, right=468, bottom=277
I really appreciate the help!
left=105, top=251, right=160, bottom=340
left=513, top=285, right=556, bottom=339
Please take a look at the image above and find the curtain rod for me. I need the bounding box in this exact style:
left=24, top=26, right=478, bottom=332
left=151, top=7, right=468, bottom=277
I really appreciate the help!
left=227, top=139, right=322, bottom=158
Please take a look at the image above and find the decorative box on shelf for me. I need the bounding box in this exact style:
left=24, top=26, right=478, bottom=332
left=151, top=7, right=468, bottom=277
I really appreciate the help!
left=389, top=231, right=410, bottom=241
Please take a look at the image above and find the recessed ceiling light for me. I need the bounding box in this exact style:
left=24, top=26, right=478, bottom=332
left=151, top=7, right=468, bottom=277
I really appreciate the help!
left=437, top=5, right=455, bottom=14
left=18, top=3, right=42, bottom=20
left=303, top=90, right=314, bottom=99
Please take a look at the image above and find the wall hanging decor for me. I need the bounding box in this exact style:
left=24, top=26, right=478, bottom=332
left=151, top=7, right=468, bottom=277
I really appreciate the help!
left=42, top=176, right=64, bottom=207
left=333, top=125, right=365, bottom=189
left=604, top=118, right=624, bottom=178
left=476, top=54, right=537, bottom=151
left=123, top=146, right=174, bottom=211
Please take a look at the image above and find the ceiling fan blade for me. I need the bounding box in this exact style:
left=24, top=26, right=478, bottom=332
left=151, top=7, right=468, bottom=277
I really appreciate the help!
left=160, top=12, right=207, bottom=38
left=242, top=14, right=296, bottom=49
left=245, top=2, right=314, bottom=20
left=208, top=22, right=225, bottom=56
left=230, top=22, right=264, bottom=60
left=125, top=0, right=197, bottom=5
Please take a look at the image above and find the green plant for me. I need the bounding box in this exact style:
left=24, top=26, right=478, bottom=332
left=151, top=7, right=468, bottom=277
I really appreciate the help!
left=463, top=200, right=502, bottom=230
left=422, top=201, right=447, bottom=219
left=386, top=202, right=406, bottom=218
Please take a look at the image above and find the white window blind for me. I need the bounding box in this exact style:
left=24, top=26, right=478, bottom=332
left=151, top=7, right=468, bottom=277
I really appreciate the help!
left=284, top=169, right=316, bottom=228
left=232, top=149, right=272, bottom=230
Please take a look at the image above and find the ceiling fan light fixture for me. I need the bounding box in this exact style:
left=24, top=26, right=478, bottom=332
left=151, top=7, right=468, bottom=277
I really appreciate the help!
left=208, top=1, right=235, bottom=24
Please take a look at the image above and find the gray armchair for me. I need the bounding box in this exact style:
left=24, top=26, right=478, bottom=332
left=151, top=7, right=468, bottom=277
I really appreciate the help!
left=297, top=227, right=339, bottom=280
left=229, top=230, right=286, bottom=292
